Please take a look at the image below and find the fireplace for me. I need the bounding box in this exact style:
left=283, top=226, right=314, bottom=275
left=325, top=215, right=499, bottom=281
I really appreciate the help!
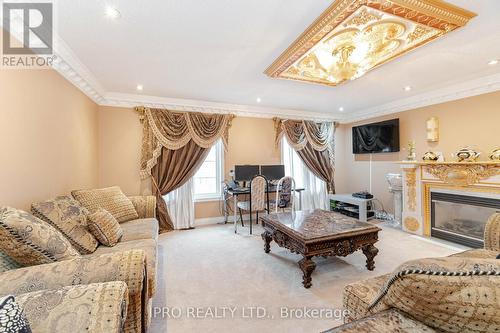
left=431, top=191, right=500, bottom=248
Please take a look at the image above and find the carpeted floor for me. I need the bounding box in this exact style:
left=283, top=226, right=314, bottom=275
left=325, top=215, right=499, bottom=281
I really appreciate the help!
left=149, top=221, right=466, bottom=333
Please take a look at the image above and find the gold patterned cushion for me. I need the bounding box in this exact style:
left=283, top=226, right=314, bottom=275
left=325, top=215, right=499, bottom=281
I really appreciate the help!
left=484, top=213, right=500, bottom=251
left=324, top=309, right=437, bottom=333
left=88, top=209, right=123, bottom=246
left=342, top=273, right=391, bottom=322
left=370, top=257, right=500, bottom=333
left=15, top=282, right=128, bottom=333
left=0, top=207, right=80, bottom=266
left=31, top=196, right=98, bottom=254
left=72, top=186, right=138, bottom=223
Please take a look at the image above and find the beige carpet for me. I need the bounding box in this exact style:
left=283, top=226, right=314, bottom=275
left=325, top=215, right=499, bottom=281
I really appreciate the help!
left=149, top=222, right=466, bottom=333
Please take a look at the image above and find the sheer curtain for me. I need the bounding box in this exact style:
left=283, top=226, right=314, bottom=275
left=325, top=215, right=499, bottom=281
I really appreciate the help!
left=282, top=139, right=328, bottom=210
left=163, top=178, right=195, bottom=229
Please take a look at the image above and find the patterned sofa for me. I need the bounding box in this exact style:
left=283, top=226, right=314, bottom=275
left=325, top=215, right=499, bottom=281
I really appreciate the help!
left=0, top=194, right=158, bottom=333
left=335, top=212, right=500, bottom=332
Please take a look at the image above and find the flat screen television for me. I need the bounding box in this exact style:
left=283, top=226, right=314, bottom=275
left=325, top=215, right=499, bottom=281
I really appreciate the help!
left=352, top=119, right=400, bottom=154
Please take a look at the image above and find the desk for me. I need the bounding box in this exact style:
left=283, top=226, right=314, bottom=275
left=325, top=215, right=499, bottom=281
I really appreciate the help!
left=225, top=186, right=305, bottom=234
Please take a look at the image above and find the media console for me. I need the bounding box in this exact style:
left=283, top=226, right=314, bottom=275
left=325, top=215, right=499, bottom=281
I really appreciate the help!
left=328, top=194, right=375, bottom=222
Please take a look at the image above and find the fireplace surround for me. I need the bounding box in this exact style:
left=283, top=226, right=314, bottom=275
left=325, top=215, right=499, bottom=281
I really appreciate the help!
left=399, top=161, right=500, bottom=240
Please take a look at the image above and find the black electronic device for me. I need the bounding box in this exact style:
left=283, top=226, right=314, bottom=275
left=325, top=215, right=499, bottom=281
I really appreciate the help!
left=352, top=191, right=374, bottom=199
left=261, top=165, right=285, bottom=181
left=352, top=119, right=400, bottom=154
left=234, top=165, right=260, bottom=181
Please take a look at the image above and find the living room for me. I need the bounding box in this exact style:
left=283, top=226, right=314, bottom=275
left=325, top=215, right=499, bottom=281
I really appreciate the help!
left=0, top=1, right=499, bottom=332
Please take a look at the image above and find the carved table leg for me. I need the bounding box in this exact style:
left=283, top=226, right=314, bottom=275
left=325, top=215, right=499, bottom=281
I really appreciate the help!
left=362, top=244, right=379, bottom=271
left=298, top=256, right=316, bottom=288
left=261, top=230, right=273, bottom=253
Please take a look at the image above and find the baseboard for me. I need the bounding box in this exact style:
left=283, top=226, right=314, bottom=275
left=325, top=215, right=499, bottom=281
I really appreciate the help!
left=195, top=214, right=252, bottom=226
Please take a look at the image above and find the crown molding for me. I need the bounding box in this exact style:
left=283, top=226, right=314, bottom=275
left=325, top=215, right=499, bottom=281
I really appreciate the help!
left=101, top=92, right=340, bottom=121
left=341, top=71, right=500, bottom=123
left=52, top=35, right=107, bottom=104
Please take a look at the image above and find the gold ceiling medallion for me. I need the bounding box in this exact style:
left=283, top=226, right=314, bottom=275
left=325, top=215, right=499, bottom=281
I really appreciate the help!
left=265, top=0, right=476, bottom=86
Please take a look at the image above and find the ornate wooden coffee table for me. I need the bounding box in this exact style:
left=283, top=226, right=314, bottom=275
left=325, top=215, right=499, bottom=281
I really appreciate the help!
left=260, top=209, right=381, bottom=288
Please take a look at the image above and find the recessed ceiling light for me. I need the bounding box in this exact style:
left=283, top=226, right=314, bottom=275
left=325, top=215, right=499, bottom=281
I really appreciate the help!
left=136, top=84, right=143, bottom=91
left=256, top=97, right=261, bottom=103
left=338, top=107, right=344, bottom=112
left=105, top=6, right=121, bottom=19
left=488, top=59, right=499, bottom=65
left=404, top=86, right=412, bottom=92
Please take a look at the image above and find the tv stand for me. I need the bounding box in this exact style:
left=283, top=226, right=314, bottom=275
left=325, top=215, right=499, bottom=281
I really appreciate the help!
left=329, top=194, right=375, bottom=222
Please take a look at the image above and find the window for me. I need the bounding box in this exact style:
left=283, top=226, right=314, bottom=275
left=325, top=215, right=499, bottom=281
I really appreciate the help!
left=193, top=139, right=224, bottom=201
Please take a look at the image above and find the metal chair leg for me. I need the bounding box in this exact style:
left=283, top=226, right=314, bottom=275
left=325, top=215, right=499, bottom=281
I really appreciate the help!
left=256, top=211, right=259, bottom=224
left=250, top=210, right=252, bottom=235
left=239, top=208, right=244, bottom=227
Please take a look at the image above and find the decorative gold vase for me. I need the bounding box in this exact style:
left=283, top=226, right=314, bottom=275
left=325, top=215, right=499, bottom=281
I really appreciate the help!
left=489, top=148, right=500, bottom=162
left=454, top=147, right=481, bottom=162
left=422, top=151, right=439, bottom=162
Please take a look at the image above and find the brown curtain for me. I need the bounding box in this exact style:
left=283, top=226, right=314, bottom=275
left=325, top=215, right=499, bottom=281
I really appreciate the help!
left=152, top=140, right=210, bottom=232
left=275, top=118, right=337, bottom=193
left=137, top=107, right=234, bottom=233
left=296, top=143, right=336, bottom=194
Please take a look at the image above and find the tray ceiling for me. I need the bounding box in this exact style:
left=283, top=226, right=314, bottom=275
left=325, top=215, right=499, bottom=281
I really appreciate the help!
left=28, top=1, right=500, bottom=121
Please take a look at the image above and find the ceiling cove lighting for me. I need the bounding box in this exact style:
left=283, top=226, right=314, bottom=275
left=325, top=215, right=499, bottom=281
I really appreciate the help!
left=105, top=6, right=121, bottom=19
left=265, top=0, right=476, bottom=87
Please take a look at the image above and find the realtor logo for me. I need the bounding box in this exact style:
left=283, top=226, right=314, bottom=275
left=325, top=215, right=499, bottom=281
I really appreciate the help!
left=2, top=1, right=55, bottom=68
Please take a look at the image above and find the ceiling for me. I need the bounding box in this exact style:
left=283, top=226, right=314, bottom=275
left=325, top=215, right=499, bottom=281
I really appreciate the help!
left=53, top=0, right=500, bottom=122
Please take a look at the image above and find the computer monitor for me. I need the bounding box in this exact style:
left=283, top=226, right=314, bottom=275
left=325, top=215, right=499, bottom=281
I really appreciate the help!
left=234, top=165, right=260, bottom=181
left=261, top=165, right=285, bottom=181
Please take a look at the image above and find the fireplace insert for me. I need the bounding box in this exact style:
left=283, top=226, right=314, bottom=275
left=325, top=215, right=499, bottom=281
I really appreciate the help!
left=431, top=191, right=500, bottom=248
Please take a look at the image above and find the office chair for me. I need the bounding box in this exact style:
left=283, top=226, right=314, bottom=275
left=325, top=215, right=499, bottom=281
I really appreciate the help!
left=236, top=175, right=269, bottom=234
left=270, top=176, right=296, bottom=213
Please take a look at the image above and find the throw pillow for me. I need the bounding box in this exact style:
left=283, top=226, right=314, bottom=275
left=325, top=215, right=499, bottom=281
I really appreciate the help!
left=31, top=196, right=98, bottom=254
left=87, top=208, right=123, bottom=246
left=0, top=207, right=80, bottom=266
left=369, top=257, right=500, bottom=333
left=72, top=186, right=138, bottom=223
left=0, top=295, right=32, bottom=333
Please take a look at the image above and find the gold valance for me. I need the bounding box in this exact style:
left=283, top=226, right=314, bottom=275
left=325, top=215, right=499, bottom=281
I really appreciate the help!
left=136, top=107, right=234, bottom=179
left=274, top=118, right=336, bottom=152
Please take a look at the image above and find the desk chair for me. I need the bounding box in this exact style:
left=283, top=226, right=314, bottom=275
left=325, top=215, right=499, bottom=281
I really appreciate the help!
left=269, top=176, right=296, bottom=213
left=236, top=175, right=269, bottom=234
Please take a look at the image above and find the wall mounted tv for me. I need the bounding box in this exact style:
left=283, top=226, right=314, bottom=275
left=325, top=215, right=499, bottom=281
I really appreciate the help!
left=352, top=119, right=400, bottom=154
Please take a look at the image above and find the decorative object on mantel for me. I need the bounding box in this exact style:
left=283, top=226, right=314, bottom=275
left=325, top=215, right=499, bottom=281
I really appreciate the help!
left=424, top=163, right=500, bottom=186
left=264, top=0, right=476, bottom=87
left=489, top=148, right=500, bottom=162
left=406, top=141, right=416, bottom=161
left=274, top=118, right=337, bottom=193
left=426, top=117, right=439, bottom=142
left=454, top=147, right=481, bottom=162
left=422, top=151, right=439, bottom=162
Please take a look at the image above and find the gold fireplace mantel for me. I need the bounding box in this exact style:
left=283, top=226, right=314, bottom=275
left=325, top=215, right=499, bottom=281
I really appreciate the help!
left=398, top=161, right=500, bottom=236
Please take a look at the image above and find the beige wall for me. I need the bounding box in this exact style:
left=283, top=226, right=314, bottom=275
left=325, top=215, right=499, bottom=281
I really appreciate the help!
left=97, top=107, right=280, bottom=219
left=335, top=90, right=500, bottom=214
left=0, top=69, right=99, bottom=210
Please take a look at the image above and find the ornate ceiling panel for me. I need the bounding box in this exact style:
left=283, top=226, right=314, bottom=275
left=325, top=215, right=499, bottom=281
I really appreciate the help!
left=265, top=0, right=476, bottom=87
